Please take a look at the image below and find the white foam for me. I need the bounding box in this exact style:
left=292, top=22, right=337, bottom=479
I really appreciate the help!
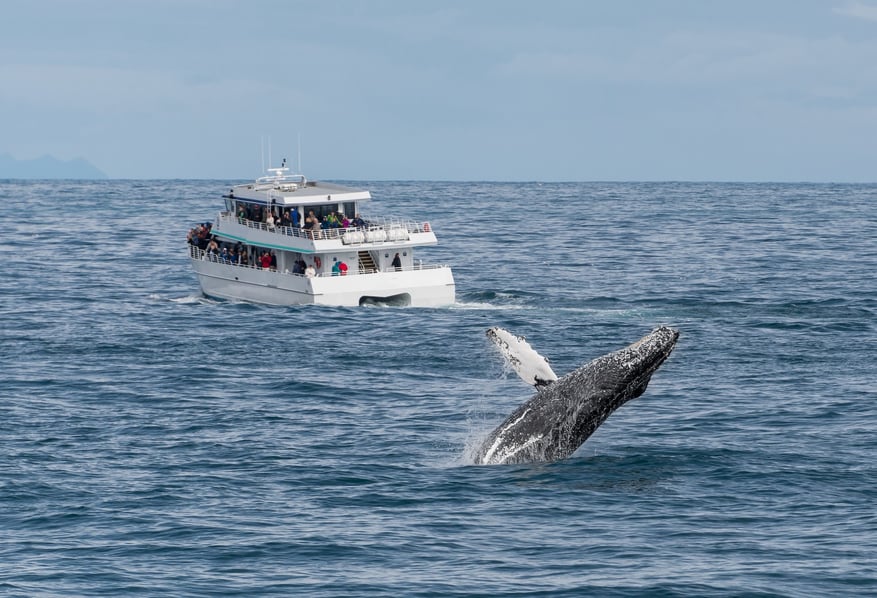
left=151, top=294, right=217, bottom=305
left=449, top=301, right=526, bottom=311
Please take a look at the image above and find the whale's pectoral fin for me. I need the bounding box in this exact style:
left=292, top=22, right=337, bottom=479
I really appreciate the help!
left=487, top=327, right=559, bottom=388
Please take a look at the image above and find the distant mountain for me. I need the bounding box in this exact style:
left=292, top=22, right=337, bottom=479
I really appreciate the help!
left=0, top=153, right=108, bottom=179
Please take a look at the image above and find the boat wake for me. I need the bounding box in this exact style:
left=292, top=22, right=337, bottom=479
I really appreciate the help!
left=148, top=293, right=217, bottom=305
left=449, top=301, right=526, bottom=311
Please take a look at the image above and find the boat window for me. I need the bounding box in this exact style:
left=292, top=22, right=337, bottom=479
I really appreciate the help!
left=233, top=200, right=270, bottom=221
left=310, top=205, right=337, bottom=221
left=343, top=201, right=356, bottom=218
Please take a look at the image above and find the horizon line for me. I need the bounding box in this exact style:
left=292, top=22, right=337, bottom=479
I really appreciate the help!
left=2, top=177, right=876, bottom=185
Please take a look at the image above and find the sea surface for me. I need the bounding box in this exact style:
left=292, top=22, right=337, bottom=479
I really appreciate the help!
left=1, top=180, right=875, bottom=597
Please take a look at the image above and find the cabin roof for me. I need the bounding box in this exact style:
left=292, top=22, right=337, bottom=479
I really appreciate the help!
left=229, top=177, right=370, bottom=206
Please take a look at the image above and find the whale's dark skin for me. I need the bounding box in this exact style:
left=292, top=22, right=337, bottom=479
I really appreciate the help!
left=475, top=326, right=679, bottom=465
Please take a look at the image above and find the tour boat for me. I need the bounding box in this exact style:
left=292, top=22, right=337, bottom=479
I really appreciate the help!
left=187, top=164, right=455, bottom=307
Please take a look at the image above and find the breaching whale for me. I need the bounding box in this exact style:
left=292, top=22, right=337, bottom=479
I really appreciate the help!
left=475, top=326, right=680, bottom=465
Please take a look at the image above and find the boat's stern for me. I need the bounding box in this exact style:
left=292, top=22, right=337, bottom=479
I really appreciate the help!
left=308, top=266, right=455, bottom=307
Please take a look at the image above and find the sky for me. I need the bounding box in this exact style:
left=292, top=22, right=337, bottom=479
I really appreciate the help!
left=2, top=0, right=877, bottom=181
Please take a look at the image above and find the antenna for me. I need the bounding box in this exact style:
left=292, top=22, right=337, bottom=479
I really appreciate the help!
left=297, top=133, right=302, bottom=173
left=268, top=137, right=272, bottom=170
left=260, top=135, right=265, bottom=173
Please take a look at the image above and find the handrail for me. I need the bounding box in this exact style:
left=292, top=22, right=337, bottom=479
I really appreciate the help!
left=188, top=244, right=448, bottom=277
left=215, top=211, right=434, bottom=244
left=219, top=211, right=322, bottom=240
left=256, top=172, right=306, bottom=184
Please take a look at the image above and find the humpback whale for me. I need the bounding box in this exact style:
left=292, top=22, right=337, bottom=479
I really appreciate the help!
left=475, top=326, right=679, bottom=465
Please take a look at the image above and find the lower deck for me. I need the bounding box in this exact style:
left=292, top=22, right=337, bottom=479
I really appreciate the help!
left=189, top=246, right=455, bottom=307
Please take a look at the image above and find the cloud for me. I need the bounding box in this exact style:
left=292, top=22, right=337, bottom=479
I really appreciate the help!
left=496, top=28, right=877, bottom=104
left=0, top=62, right=305, bottom=118
left=835, top=1, right=877, bottom=22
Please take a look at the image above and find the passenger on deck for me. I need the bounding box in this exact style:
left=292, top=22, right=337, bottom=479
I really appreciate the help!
left=270, top=251, right=278, bottom=270
left=305, top=211, right=320, bottom=239
left=305, top=263, right=316, bottom=278
left=292, top=258, right=304, bottom=275
left=352, top=214, right=365, bottom=228
left=392, top=253, right=402, bottom=271
left=340, top=214, right=350, bottom=228
left=219, top=247, right=230, bottom=263
left=206, top=239, right=219, bottom=256
left=239, top=250, right=249, bottom=266
left=281, top=210, right=292, bottom=227
left=292, top=209, right=300, bottom=228
left=266, top=211, right=276, bottom=231
left=260, top=251, right=271, bottom=270
left=197, top=224, right=210, bottom=249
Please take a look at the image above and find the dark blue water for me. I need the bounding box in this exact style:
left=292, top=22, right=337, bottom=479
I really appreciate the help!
left=2, top=180, right=875, bottom=596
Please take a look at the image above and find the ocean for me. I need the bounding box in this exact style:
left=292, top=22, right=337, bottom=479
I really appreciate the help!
left=1, top=180, right=875, bottom=596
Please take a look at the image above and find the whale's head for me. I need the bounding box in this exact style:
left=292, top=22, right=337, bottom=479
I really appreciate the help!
left=555, top=326, right=679, bottom=443
left=558, top=326, right=679, bottom=411
left=588, top=325, right=680, bottom=401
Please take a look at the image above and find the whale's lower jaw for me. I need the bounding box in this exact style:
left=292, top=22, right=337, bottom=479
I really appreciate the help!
left=475, top=327, right=679, bottom=466
left=476, top=432, right=568, bottom=466
left=478, top=429, right=547, bottom=466
left=474, top=406, right=595, bottom=466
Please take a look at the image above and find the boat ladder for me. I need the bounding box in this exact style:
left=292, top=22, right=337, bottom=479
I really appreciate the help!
left=358, top=250, right=377, bottom=274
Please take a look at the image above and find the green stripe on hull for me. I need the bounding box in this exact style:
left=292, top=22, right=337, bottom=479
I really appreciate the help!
left=212, top=231, right=316, bottom=254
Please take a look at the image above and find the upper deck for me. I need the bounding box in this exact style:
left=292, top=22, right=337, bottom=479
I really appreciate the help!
left=209, top=210, right=437, bottom=254
left=211, top=166, right=440, bottom=254
left=228, top=168, right=370, bottom=207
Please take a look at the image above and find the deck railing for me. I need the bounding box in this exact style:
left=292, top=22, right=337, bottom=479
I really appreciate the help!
left=215, top=211, right=433, bottom=244
left=188, top=245, right=447, bottom=277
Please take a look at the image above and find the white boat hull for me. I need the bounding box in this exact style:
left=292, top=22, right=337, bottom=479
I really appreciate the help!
left=191, top=257, right=455, bottom=307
